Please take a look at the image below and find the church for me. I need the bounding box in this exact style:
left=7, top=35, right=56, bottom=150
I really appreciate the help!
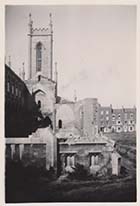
left=5, top=13, right=122, bottom=177
left=25, top=13, right=57, bottom=129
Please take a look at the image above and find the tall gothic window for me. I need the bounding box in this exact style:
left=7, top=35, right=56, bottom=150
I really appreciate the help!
left=36, top=42, right=42, bottom=72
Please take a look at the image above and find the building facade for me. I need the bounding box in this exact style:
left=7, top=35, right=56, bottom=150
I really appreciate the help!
left=98, top=105, right=136, bottom=133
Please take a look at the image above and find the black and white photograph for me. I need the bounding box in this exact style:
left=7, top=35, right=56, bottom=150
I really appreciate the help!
left=3, top=2, right=138, bottom=204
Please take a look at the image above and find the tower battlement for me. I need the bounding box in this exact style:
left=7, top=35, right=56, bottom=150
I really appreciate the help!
left=31, top=28, right=51, bottom=36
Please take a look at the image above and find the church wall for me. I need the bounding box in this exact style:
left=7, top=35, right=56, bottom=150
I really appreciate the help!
left=74, top=99, right=99, bottom=138
left=25, top=78, right=56, bottom=119
left=5, top=65, right=38, bottom=137
left=35, top=89, right=54, bottom=116
left=56, top=99, right=99, bottom=138
left=74, top=102, right=84, bottom=135
left=82, top=98, right=98, bottom=138
left=56, top=103, right=75, bottom=129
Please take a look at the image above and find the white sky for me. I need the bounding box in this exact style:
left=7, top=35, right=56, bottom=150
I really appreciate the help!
left=5, top=5, right=136, bottom=108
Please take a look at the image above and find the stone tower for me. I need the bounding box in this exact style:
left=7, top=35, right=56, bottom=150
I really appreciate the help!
left=26, top=13, right=57, bottom=121
left=28, top=13, right=53, bottom=80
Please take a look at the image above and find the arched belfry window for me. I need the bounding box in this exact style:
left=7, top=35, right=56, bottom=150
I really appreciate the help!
left=36, top=42, right=42, bottom=72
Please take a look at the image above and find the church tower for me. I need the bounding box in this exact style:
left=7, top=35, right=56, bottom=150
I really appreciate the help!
left=26, top=13, right=57, bottom=121
left=28, top=13, right=53, bottom=80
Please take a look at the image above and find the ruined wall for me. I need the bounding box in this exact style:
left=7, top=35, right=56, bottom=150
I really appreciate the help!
left=74, top=98, right=99, bottom=138
left=56, top=98, right=99, bottom=138
left=59, top=142, right=109, bottom=173
left=6, top=144, right=46, bottom=168
left=56, top=103, right=75, bottom=129
left=59, top=141, right=121, bottom=176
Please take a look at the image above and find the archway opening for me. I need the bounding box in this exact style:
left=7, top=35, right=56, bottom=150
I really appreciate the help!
left=38, top=100, right=41, bottom=108
left=58, top=119, right=62, bottom=129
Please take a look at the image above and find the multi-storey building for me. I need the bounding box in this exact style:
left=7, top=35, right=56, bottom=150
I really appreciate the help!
left=97, top=105, right=112, bottom=133
left=98, top=105, right=136, bottom=133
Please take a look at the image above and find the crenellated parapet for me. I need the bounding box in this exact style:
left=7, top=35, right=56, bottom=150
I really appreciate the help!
left=31, top=27, right=51, bottom=36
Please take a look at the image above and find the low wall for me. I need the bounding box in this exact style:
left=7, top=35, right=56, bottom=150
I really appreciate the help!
left=5, top=127, right=57, bottom=172
left=6, top=143, right=47, bottom=168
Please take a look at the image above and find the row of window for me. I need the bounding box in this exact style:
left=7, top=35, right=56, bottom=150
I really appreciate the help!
left=101, top=125, right=135, bottom=132
left=6, top=81, right=22, bottom=98
left=100, top=111, right=134, bottom=119
left=100, top=110, right=110, bottom=115
left=100, top=114, right=135, bottom=121
left=100, top=119, right=135, bottom=125
left=116, top=126, right=135, bottom=132
left=115, top=120, right=135, bottom=124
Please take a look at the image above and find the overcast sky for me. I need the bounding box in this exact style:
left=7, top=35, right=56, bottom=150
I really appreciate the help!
left=5, top=5, right=136, bottom=108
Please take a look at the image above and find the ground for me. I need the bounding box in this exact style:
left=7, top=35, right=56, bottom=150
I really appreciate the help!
left=5, top=132, right=136, bottom=203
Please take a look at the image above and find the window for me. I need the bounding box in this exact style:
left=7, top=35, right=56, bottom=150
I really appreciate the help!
left=38, top=75, right=41, bottom=82
left=125, top=120, right=127, bottom=124
left=95, top=107, right=98, bottom=113
left=66, top=155, right=75, bottom=167
left=130, top=126, right=133, bottom=131
left=19, top=90, right=21, bottom=98
left=112, top=114, right=115, bottom=120
left=117, top=114, right=121, bottom=120
left=100, top=127, right=104, bottom=132
left=36, top=42, right=42, bottom=72
left=15, top=88, right=18, bottom=96
left=106, top=111, right=109, bottom=115
left=90, top=155, right=99, bottom=166
left=38, top=100, right=41, bottom=108
left=117, top=120, right=121, bottom=124
left=7, top=82, right=10, bottom=92
left=58, top=119, right=62, bottom=129
left=130, top=113, right=133, bottom=118
left=12, top=85, right=14, bottom=94
left=101, top=111, right=104, bottom=115
left=106, top=116, right=109, bottom=121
